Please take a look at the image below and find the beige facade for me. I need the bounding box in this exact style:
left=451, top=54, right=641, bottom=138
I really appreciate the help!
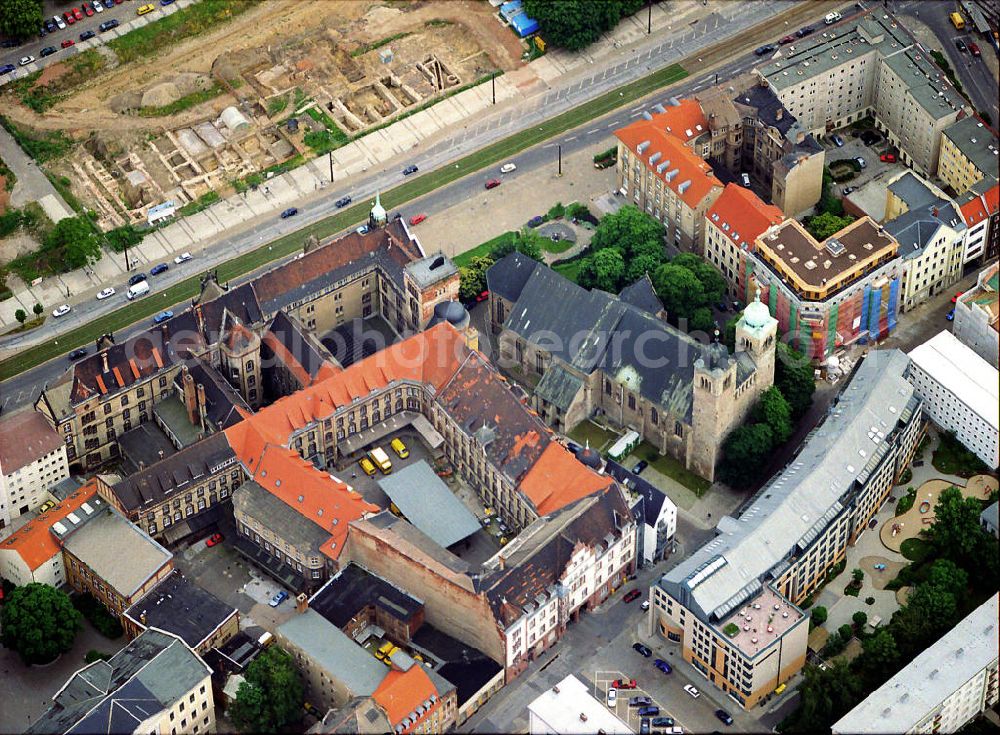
left=937, top=116, right=999, bottom=194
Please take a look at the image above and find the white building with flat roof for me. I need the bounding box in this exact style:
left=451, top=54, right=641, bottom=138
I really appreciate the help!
left=527, top=675, right=631, bottom=735
left=833, top=594, right=999, bottom=734
left=906, top=331, right=999, bottom=468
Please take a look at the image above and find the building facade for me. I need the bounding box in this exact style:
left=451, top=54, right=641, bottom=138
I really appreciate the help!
left=952, top=262, right=999, bottom=366
left=937, top=116, right=999, bottom=195
left=0, top=410, right=70, bottom=533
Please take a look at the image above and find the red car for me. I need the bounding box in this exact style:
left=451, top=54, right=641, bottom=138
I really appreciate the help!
left=969, top=43, right=981, bottom=57
left=485, top=178, right=501, bottom=190
left=409, top=213, right=427, bottom=226
left=951, top=291, right=963, bottom=303
left=72, top=6, right=83, bottom=20
left=778, top=35, right=795, bottom=44
left=880, top=153, right=896, bottom=163
left=61, top=39, right=75, bottom=48
left=475, top=290, right=490, bottom=302
left=613, top=678, right=637, bottom=690
left=206, top=533, right=224, bottom=547
left=64, top=11, right=76, bottom=24
left=623, top=589, right=642, bottom=603
left=83, top=3, right=94, bottom=16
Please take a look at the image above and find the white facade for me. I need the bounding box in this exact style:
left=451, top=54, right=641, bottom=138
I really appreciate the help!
left=528, top=675, right=631, bottom=735
left=898, top=220, right=966, bottom=312
left=906, top=331, right=999, bottom=468
left=0, top=545, right=64, bottom=588
left=952, top=263, right=999, bottom=366
left=0, top=437, right=69, bottom=534
left=833, top=594, right=999, bottom=734
left=641, top=493, right=677, bottom=566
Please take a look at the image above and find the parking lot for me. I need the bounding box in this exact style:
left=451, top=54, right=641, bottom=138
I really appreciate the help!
left=595, top=669, right=684, bottom=733
left=820, top=122, right=906, bottom=199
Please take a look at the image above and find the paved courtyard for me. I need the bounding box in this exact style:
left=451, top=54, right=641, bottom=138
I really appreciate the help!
left=881, top=474, right=998, bottom=552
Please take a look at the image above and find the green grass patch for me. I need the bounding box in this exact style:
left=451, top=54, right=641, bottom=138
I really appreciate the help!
left=350, top=32, right=411, bottom=58
left=900, top=536, right=932, bottom=563
left=12, top=50, right=109, bottom=112
left=3, top=316, right=45, bottom=336
left=553, top=258, right=585, bottom=283
left=303, top=129, right=347, bottom=155
left=231, top=154, right=305, bottom=193
left=638, top=441, right=712, bottom=496
left=0, top=116, right=74, bottom=163
left=932, top=432, right=988, bottom=477
left=896, top=487, right=916, bottom=516
left=267, top=95, right=289, bottom=117
left=453, top=231, right=516, bottom=268
left=542, top=237, right=574, bottom=255
left=45, top=173, right=84, bottom=214
left=425, top=19, right=453, bottom=28
left=568, top=421, right=621, bottom=453
left=107, top=0, right=255, bottom=64
left=0, top=62, right=688, bottom=380
left=137, top=83, right=224, bottom=117
left=178, top=191, right=221, bottom=216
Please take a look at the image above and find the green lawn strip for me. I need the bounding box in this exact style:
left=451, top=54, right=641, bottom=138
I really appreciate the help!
left=137, top=83, right=225, bottom=117
left=900, top=536, right=932, bottom=563
left=568, top=420, right=620, bottom=453
left=552, top=259, right=584, bottom=283
left=542, top=237, right=575, bottom=255
left=636, top=440, right=712, bottom=496
left=0, top=63, right=687, bottom=380
left=452, top=231, right=516, bottom=268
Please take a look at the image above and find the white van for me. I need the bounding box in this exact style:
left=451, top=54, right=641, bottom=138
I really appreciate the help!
left=824, top=11, right=842, bottom=24
left=127, top=281, right=150, bottom=300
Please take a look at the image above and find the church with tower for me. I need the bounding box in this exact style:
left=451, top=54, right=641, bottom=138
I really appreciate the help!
left=487, top=250, right=778, bottom=482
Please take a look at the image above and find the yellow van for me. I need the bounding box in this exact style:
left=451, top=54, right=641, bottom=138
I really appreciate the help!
left=368, top=447, right=392, bottom=474
left=137, top=4, right=155, bottom=16
left=390, top=438, right=409, bottom=459
left=359, top=457, right=377, bottom=476
left=375, top=641, right=394, bottom=661
left=949, top=12, right=965, bottom=30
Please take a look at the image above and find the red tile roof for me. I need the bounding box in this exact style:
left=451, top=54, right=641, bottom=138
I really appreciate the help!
left=0, top=481, right=99, bottom=571
left=373, top=665, right=441, bottom=730
left=707, top=183, right=785, bottom=249
left=0, top=410, right=64, bottom=475
left=960, top=182, right=999, bottom=227
left=615, top=117, right=722, bottom=208
left=519, top=442, right=614, bottom=516
left=653, top=98, right=710, bottom=143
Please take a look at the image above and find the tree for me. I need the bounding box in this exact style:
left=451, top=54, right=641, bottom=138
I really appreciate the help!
left=838, top=623, right=854, bottom=642
left=928, top=486, right=984, bottom=565
left=14, top=308, right=27, bottom=325
left=652, top=263, right=704, bottom=322
left=578, top=247, right=625, bottom=292
left=624, top=253, right=663, bottom=284
left=44, top=216, right=101, bottom=270
left=723, top=311, right=744, bottom=352
left=805, top=211, right=854, bottom=241
left=0, top=0, right=43, bottom=40
left=591, top=204, right=664, bottom=257
left=811, top=606, right=828, bottom=626
left=718, top=422, right=773, bottom=489
left=858, top=629, right=899, bottom=679
left=32, top=302, right=43, bottom=317
left=1, top=583, right=82, bottom=665
left=522, top=0, right=634, bottom=51
left=851, top=568, right=864, bottom=585
left=775, top=342, right=816, bottom=418
left=752, top=387, right=793, bottom=445
left=230, top=646, right=304, bottom=733
left=782, top=660, right=862, bottom=733
left=924, top=558, right=968, bottom=597
left=852, top=611, right=868, bottom=630
left=689, top=306, right=715, bottom=334
left=489, top=230, right=544, bottom=263
left=673, top=253, right=726, bottom=305
left=458, top=256, right=495, bottom=302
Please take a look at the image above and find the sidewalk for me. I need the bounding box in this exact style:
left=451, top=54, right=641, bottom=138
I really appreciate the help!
left=0, top=0, right=796, bottom=339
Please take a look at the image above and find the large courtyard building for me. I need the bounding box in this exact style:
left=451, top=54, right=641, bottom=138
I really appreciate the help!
left=652, top=350, right=922, bottom=708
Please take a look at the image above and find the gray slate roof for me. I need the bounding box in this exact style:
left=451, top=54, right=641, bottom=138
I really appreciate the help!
left=124, top=571, right=237, bottom=650
left=534, top=363, right=585, bottom=412
left=660, top=350, right=918, bottom=624
left=485, top=252, right=540, bottom=302
left=942, top=116, right=1000, bottom=178
left=618, top=275, right=664, bottom=315
left=233, top=480, right=329, bottom=556
left=885, top=199, right=965, bottom=259
left=376, top=461, right=481, bottom=548
left=887, top=172, right=937, bottom=211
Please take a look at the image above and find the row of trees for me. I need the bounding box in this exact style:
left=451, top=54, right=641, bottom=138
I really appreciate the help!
left=781, top=487, right=1000, bottom=732
left=14, top=301, right=44, bottom=325
left=522, top=0, right=646, bottom=51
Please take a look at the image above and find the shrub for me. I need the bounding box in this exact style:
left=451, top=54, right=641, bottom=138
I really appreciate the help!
left=723, top=622, right=740, bottom=637
left=593, top=146, right=617, bottom=164
left=73, top=594, right=123, bottom=639
left=547, top=202, right=566, bottom=220
left=852, top=611, right=868, bottom=630
left=811, top=606, right=828, bottom=626
left=85, top=650, right=111, bottom=663
left=865, top=596, right=875, bottom=605
left=838, top=623, right=853, bottom=642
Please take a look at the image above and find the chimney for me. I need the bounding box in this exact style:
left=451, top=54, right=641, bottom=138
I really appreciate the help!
left=194, top=304, right=205, bottom=337
left=775, top=107, right=784, bottom=121
left=182, top=368, right=198, bottom=426
left=196, top=384, right=207, bottom=430
left=295, top=593, right=309, bottom=613
left=101, top=350, right=109, bottom=374
left=158, top=450, right=165, bottom=459
left=139, top=460, right=145, bottom=471
left=140, top=612, right=147, bottom=625
left=932, top=206, right=939, bottom=218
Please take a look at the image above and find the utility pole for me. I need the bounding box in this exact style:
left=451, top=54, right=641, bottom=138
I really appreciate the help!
left=492, top=72, right=496, bottom=105
left=557, top=144, right=562, bottom=176
left=647, top=0, right=652, bottom=34
left=328, top=151, right=334, bottom=182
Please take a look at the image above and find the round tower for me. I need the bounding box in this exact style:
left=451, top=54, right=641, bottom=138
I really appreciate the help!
left=369, top=191, right=387, bottom=228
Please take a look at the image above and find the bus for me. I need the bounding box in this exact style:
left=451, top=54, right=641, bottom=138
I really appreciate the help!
left=950, top=12, right=965, bottom=30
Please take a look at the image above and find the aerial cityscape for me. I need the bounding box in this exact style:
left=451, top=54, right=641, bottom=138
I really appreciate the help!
left=0, top=0, right=997, bottom=733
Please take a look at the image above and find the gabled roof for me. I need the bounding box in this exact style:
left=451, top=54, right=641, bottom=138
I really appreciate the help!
left=0, top=480, right=100, bottom=571
left=376, top=462, right=481, bottom=548
left=263, top=311, right=340, bottom=389
left=707, top=183, right=785, bottom=251
left=178, top=359, right=251, bottom=431
left=372, top=664, right=442, bottom=729
left=519, top=442, right=614, bottom=516
left=0, top=409, right=64, bottom=475
left=485, top=251, right=541, bottom=303
left=957, top=178, right=999, bottom=226
left=617, top=274, right=664, bottom=315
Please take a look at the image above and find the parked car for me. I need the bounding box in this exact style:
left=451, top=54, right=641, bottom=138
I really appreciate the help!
left=93, top=0, right=103, bottom=11
left=205, top=533, right=224, bottom=547
left=475, top=290, right=490, bottom=302
left=98, top=19, right=119, bottom=31
left=152, top=310, right=174, bottom=324
left=150, top=263, right=169, bottom=275
left=485, top=178, right=501, bottom=190
left=623, top=589, right=642, bottom=603
left=969, top=42, right=981, bottom=57
left=632, top=643, right=652, bottom=657
left=641, top=600, right=650, bottom=611
left=69, top=347, right=88, bottom=360
left=842, top=186, right=856, bottom=195
left=52, top=304, right=71, bottom=317
left=951, top=291, right=963, bottom=303
left=269, top=590, right=289, bottom=607
left=779, top=34, right=794, bottom=44
left=629, top=696, right=652, bottom=707
left=53, top=15, right=66, bottom=29
left=880, top=153, right=897, bottom=163
left=0, top=64, right=15, bottom=75
left=409, top=213, right=427, bottom=225
left=613, top=678, right=637, bottom=690
left=161, top=0, right=176, bottom=5
left=335, top=195, right=352, bottom=208
left=830, top=133, right=845, bottom=147
left=39, top=500, right=57, bottom=513
left=96, top=287, right=115, bottom=300
left=500, top=162, right=517, bottom=174
left=795, top=26, right=814, bottom=37
left=356, top=224, right=370, bottom=235
left=128, top=273, right=147, bottom=286
left=402, top=164, right=419, bottom=176
left=527, top=215, right=544, bottom=227
left=40, top=45, right=57, bottom=56
left=83, top=3, right=94, bottom=16
left=683, top=684, right=700, bottom=698
left=946, top=308, right=955, bottom=321
left=137, top=3, right=156, bottom=15
left=1, top=38, right=20, bottom=47
left=80, top=29, right=96, bottom=41
left=280, top=207, right=299, bottom=219
left=715, top=709, right=734, bottom=726
left=63, top=11, right=75, bottom=25
left=741, top=172, right=751, bottom=187
left=18, top=55, right=35, bottom=66
left=754, top=43, right=776, bottom=56
left=174, top=252, right=193, bottom=264
left=638, top=706, right=659, bottom=717
left=632, top=459, right=648, bottom=475
left=640, top=717, right=651, bottom=735
left=606, top=688, right=617, bottom=708
left=390, top=438, right=409, bottom=459
left=651, top=717, right=675, bottom=728
left=654, top=658, right=672, bottom=674
left=956, top=39, right=967, bottom=52
left=72, top=7, right=83, bottom=20
left=855, top=156, right=867, bottom=169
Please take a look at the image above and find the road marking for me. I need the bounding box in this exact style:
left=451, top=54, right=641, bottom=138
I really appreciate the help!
left=587, top=128, right=601, bottom=135
left=565, top=135, right=577, bottom=142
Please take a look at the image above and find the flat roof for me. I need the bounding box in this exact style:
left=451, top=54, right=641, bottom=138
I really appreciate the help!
left=527, top=675, right=631, bottom=734
left=833, top=594, right=999, bottom=733
left=309, top=562, right=422, bottom=629
left=943, top=116, right=1000, bottom=177
left=717, top=585, right=803, bottom=657
left=377, top=462, right=481, bottom=548
left=907, top=331, right=999, bottom=430
left=124, top=571, right=237, bottom=650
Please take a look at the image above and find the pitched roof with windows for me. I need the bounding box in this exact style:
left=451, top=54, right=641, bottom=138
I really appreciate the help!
left=0, top=481, right=100, bottom=571
left=707, top=183, right=785, bottom=251
left=372, top=664, right=444, bottom=730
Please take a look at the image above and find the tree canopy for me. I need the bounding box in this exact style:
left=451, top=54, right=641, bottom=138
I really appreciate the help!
left=578, top=247, right=625, bottom=292
left=590, top=203, right=665, bottom=254
left=458, top=255, right=495, bottom=302
left=718, top=422, right=773, bottom=489
left=775, top=342, right=816, bottom=418
left=522, top=0, right=643, bottom=51
left=805, top=211, right=855, bottom=241
left=44, top=216, right=102, bottom=270
left=927, top=486, right=984, bottom=566
left=0, top=0, right=43, bottom=40
left=651, top=263, right=704, bottom=322
left=1, top=583, right=82, bottom=665
left=752, top=386, right=793, bottom=445
left=490, top=229, right=545, bottom=263
left=230, top=646, right=304, bottom=733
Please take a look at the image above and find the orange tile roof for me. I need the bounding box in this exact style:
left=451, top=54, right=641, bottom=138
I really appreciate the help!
left=373, top=665, right=440, bottom=729
left=0, top=481, right=99, bottom=571
left=654, top=98, right=710, bottom=143
left=519, top=442, right=614, bottom=516
left=960, top=183, right=999, bottom=226
left=246, top=444, right=378, bottom=561
left=615, top=117, right=722, bottom=208
left=707, top=183, right=785, bottom=249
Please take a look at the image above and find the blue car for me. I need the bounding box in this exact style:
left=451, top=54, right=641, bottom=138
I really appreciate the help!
left=280, top=207, right=299, bottom=219
left=654, top=658, right=672, bottom=674
left=0, top=64, right=15, bottom=75
left=150, top=263, right=169, bottom=275
left=946, top=309, right=955, bottom=321
left=152, top=310, right=173, bottom=324
left=637, top=706, right=659, bottom=717
left=80, top=30, right=96, bottom=41
left=269, top=590, right=289, bottom=607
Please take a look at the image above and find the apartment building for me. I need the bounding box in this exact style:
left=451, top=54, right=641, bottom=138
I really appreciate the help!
left=833, top=593, right=999, bottom=734
left=953, top=262, right=999, bottom=365
left=883, top=172, right=966, bottom=311
left=756, top=14, right=965, bottom=175
left=744, top=217, right=901, bottom=360
left=703, top=183, right=784, bottom=298
left=614, top=100, right=724, bottom=251
left=27, top=629, right=215, bottom=735
left=0, top=410, right=69, bottom=533
left=653, top=350, right=922, bottom=708
left=937, top=116, right=999, bottom=194
left=490, top=256, right=778, bottom=482
left=956, top=177, right=1000, bottom=265
left=906, top=331, right=999, bottom=468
